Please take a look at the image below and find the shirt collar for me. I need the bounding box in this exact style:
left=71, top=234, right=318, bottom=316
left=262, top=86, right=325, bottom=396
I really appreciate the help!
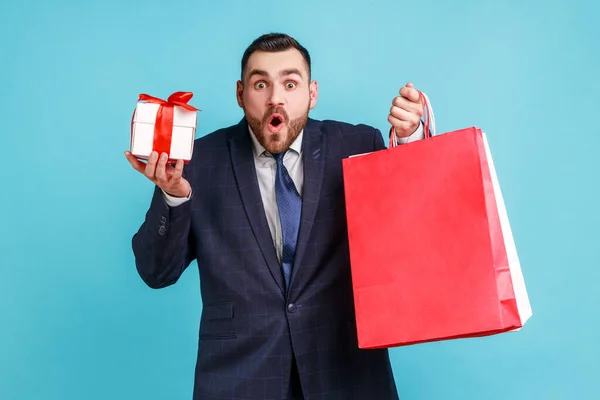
left=247, top=124, right=303, bottom=159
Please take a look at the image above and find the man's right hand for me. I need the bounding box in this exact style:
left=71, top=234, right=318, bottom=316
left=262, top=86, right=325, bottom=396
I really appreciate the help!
left=125, top=151, right=191, bottom=198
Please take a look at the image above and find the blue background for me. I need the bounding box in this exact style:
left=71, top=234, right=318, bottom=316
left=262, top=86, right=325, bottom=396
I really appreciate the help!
left=1, top=0, right=598, bottom=399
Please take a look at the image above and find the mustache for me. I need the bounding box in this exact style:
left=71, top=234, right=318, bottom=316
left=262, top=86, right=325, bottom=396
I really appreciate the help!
left=262, top=107, right=289, bottom=124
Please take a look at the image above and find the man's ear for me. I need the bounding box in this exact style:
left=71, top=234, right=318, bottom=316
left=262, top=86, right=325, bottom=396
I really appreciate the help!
left=309, top=80, right=319, bottom=110
left=236, top=80, right=244, bottom=108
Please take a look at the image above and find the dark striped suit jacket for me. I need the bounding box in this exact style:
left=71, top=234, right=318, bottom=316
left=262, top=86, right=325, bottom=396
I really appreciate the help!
left=132, top=117, right=399, bottom=400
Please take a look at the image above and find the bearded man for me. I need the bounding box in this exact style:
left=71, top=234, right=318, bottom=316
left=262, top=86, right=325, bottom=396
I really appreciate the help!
left=126, top=32, right=426, bottom=400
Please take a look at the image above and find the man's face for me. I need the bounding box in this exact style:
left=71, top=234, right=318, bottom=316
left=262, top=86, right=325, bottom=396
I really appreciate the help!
left=237, top=48, right=318, bottom=154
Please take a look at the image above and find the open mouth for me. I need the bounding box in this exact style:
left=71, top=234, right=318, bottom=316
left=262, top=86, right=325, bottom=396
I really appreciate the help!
left=266, top=113, right=285, bottom=133
left=268, top=114, right=283, bottom=127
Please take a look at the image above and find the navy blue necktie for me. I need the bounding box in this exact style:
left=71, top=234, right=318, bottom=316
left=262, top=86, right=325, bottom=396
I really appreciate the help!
left=272, top=151, right=302, bottom=291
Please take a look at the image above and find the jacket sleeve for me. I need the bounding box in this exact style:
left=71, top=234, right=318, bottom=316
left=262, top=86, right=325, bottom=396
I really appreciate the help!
left=373, top=127, right=387, bottom=151
left=131, top=185, right=196, bottom=289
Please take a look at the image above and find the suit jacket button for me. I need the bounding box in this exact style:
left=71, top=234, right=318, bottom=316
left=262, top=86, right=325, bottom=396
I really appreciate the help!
left=158, top=226, right=166, bottom=236
left=287, top=303, right=297, bottom=313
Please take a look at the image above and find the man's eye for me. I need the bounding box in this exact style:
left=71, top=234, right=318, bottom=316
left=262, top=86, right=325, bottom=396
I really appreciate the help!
left=285, top=82, right=296, bottom=89
left=255, top=82, right=266, bottom=89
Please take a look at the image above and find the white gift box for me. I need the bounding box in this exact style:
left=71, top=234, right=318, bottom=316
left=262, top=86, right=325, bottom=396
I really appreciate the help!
left=130, top=101, right=197, bottom=162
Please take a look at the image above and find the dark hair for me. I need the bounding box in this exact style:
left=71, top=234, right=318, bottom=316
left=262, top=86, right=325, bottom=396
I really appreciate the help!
left=240, top=33, right=311, bottom=81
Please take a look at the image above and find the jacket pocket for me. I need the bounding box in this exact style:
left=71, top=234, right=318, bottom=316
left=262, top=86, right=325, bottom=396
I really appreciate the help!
left=199, top=302, right=236, bottom=340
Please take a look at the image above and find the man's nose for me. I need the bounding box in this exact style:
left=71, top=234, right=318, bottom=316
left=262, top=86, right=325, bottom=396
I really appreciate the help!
left=267, top=85, right=285, bottom=107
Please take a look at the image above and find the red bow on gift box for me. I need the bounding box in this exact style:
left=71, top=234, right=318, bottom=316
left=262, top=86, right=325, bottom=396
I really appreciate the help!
left=137, top=91, right=200, bottom=157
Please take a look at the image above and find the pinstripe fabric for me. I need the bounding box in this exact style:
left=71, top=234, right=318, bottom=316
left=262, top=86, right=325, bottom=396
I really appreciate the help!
left=132, top=118, right=399, bottom=400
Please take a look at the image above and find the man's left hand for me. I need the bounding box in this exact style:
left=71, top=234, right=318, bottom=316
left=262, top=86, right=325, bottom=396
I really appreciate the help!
left=388, top=82, right=424, bottom=138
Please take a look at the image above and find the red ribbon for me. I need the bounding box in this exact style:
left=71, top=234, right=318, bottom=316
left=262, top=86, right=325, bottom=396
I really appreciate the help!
left=138, top=92, right=200, bottom=157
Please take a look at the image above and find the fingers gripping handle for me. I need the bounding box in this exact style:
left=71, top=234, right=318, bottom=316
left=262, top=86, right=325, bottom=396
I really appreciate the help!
left=389, top=90, right=436, bottom=148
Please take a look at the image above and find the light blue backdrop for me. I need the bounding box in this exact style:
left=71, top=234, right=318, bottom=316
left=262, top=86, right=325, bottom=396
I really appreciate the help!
left=1, top=0, right=598, bottom=399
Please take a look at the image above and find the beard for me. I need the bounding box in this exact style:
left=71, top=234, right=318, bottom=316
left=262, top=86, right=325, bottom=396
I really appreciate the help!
left=245, top=104, right=309, bottom=154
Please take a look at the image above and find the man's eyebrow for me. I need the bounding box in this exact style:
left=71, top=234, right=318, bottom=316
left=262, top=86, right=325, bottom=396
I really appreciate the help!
left=280, top=68, right=303, bottom=78
left=247, top=69, right=269, bottom=79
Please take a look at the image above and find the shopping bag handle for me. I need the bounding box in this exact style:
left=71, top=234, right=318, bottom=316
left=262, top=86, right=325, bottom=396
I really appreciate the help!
left=389, top=90, right=436, bottom=147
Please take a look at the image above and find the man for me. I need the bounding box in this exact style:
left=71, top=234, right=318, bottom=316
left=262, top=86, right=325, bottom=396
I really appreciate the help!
left=125, top=33, right=425, bottom=400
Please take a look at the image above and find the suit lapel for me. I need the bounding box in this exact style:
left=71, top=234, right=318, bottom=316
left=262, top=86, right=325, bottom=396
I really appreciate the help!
left=228, top=119, right=285, bottom=295
left=290, top=119, right=326, bottom=289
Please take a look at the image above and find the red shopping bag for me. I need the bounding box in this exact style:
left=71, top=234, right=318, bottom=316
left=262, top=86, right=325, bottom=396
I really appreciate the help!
left=342, top=93, right=532, bottom=349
